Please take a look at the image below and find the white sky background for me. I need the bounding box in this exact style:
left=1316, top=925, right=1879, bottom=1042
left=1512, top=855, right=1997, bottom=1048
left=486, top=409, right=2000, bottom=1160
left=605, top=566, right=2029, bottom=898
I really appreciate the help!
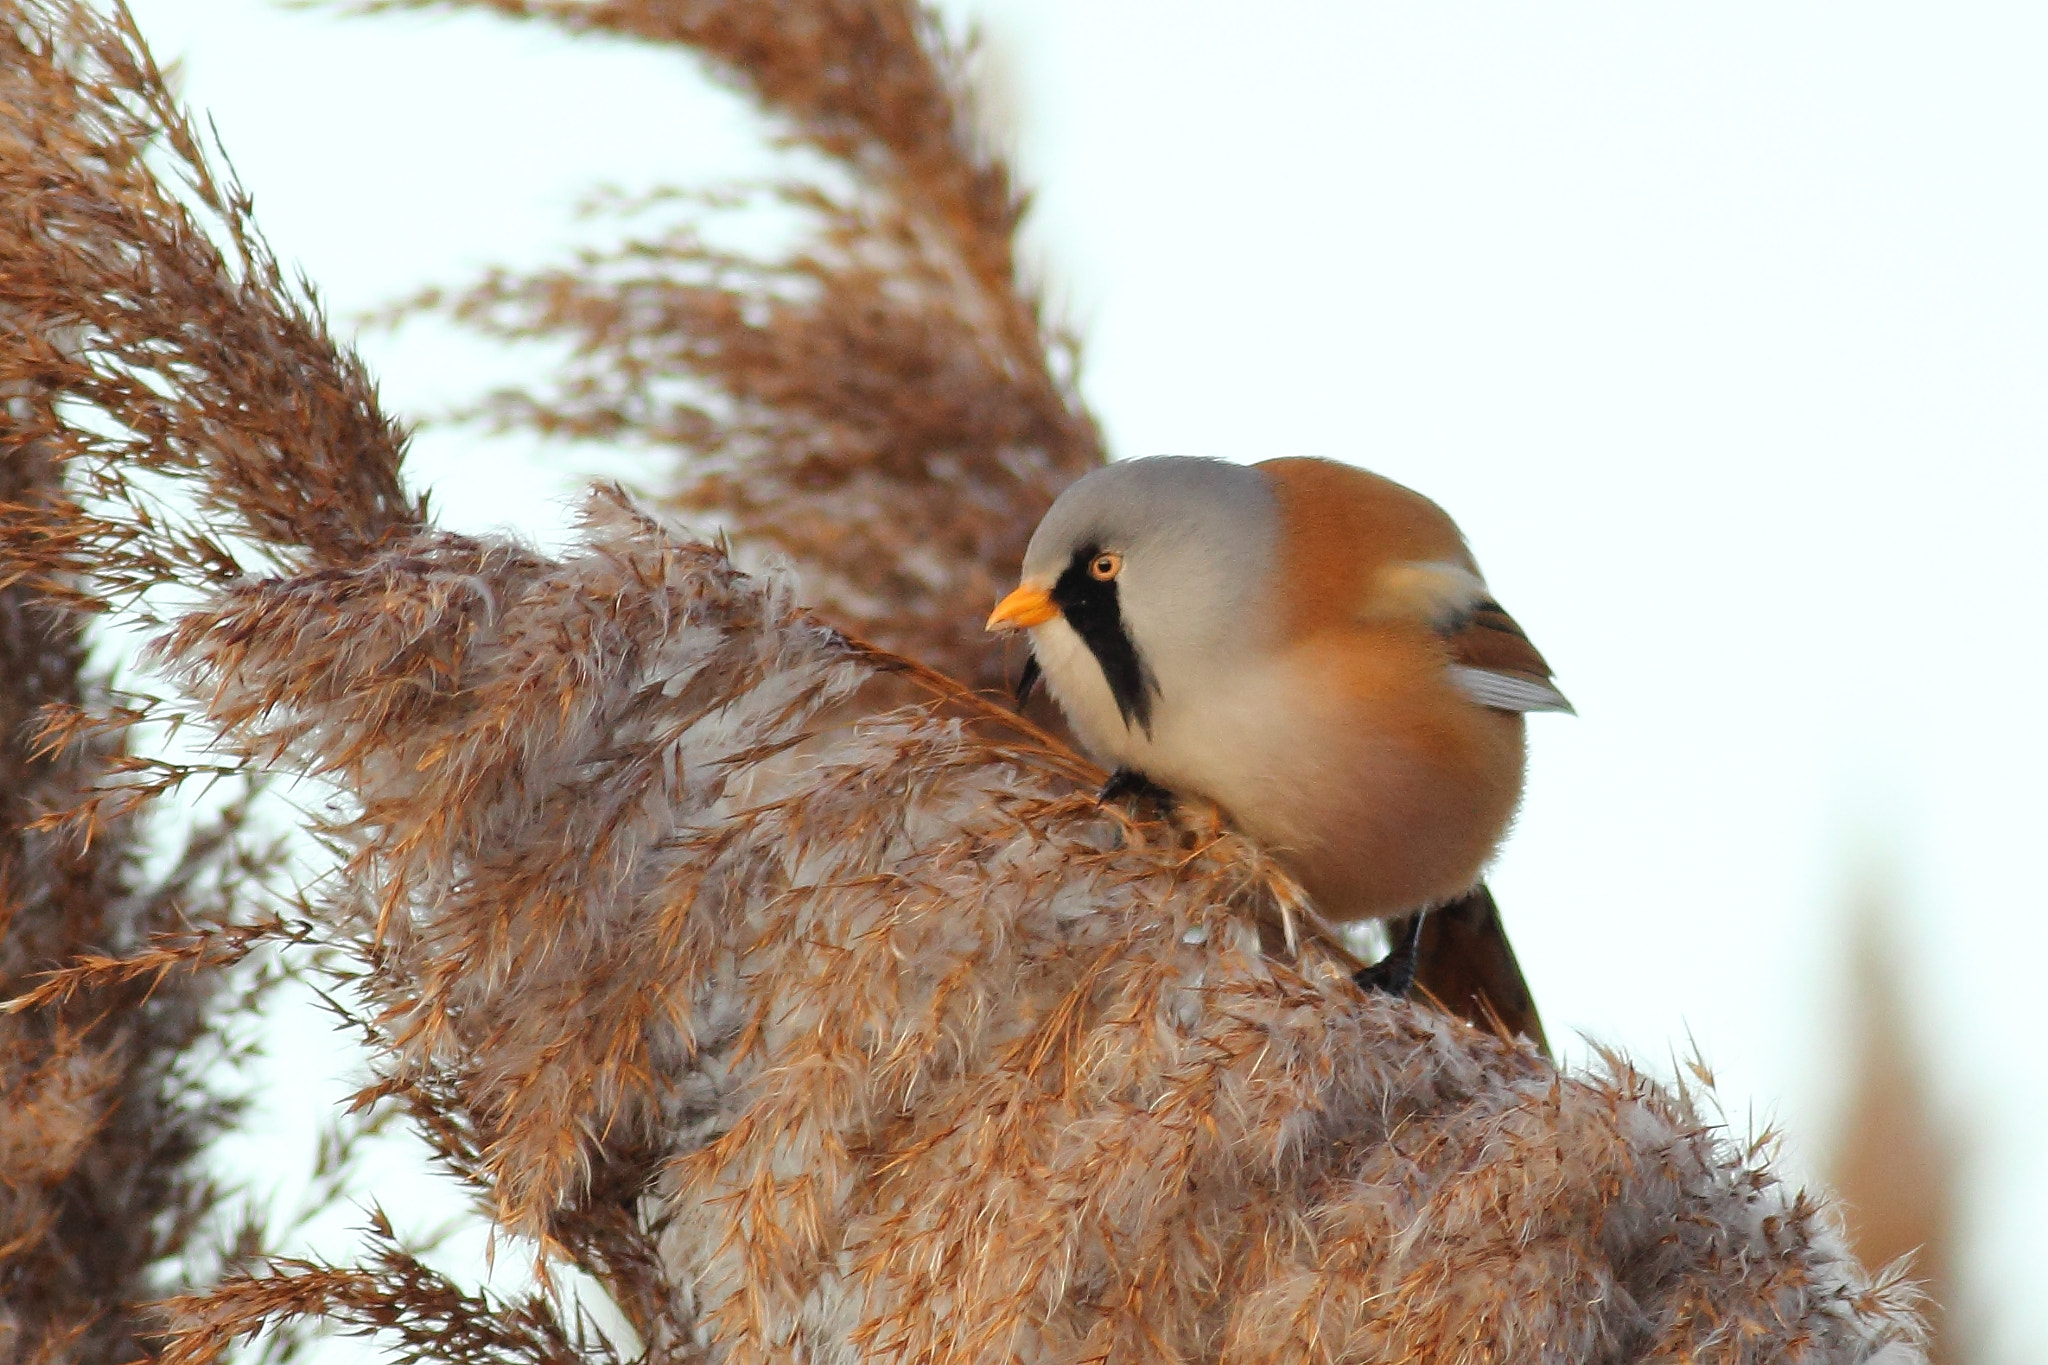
left=118, top=2, right=2045, bottom=1359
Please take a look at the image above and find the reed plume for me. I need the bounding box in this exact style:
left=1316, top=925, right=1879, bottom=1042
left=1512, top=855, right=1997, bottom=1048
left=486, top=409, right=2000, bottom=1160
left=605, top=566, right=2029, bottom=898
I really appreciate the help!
left=0, top=326, right=272, bottom=1361
left=0, top=2, right=1929, bottom=1362
left=362, top=0, right=1104, bottom=697
left=150, top=484, right=1926, bottom=1364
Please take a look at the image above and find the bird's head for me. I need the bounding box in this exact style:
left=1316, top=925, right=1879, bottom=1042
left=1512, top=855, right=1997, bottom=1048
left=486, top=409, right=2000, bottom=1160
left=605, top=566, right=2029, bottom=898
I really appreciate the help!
left=986, top=456, right=1279, bottom=744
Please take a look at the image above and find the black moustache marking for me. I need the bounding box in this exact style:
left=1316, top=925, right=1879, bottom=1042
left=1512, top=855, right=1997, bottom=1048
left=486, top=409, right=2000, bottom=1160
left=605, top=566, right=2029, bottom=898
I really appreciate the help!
left=1014, top=654, right=1042, bottom=709
left=1051, top=544, right=1158, bottom=734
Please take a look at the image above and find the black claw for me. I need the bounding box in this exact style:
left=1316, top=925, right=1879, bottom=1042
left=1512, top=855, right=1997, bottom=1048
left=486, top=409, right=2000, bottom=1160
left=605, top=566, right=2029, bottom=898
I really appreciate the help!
left=1354, top=910, right=1428, bottom=997
left=1098, top=767, right=1175, bottom=812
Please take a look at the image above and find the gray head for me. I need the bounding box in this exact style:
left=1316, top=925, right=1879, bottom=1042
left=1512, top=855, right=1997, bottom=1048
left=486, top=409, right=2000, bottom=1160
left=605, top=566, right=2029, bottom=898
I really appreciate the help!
left=995, top=456, right=1279, bottom=740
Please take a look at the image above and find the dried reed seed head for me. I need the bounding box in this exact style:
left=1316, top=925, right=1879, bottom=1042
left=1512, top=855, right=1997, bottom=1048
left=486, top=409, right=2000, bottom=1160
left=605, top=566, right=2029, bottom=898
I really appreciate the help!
left=1, top=1, right=1928, bottom=1360
left=374, top=0, right=1101, bottom=697
left=370, top=0, right=1025, bottom=274
left=0, top=7, right=374, bottom=1351
left=0, top=8, right=420, bottom=582
left=149, top=488, right=1923, bottom=1365
left=0, top=401, right=256, bottom=1360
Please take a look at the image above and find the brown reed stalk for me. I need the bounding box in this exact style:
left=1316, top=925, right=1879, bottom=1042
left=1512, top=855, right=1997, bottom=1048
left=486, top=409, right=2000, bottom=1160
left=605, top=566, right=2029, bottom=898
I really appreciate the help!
left=1830, top=892, right=1964, bottom=1364
left=0, top=3, right=1930, bottom=1362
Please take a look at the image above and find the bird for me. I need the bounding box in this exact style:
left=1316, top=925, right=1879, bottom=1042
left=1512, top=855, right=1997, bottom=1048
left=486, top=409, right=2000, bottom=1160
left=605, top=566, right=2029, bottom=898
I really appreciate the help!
left=986, top=455, right=1569, bottom=1013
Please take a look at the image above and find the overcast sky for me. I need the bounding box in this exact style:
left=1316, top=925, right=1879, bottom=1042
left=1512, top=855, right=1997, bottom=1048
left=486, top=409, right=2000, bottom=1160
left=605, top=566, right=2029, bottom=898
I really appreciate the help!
left=122, top=4, right=2047, bottom=1358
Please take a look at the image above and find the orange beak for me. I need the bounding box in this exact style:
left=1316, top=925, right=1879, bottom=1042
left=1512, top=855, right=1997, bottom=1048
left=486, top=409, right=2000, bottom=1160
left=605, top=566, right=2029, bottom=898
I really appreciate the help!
left=986, top=583, right=1059, bottom=632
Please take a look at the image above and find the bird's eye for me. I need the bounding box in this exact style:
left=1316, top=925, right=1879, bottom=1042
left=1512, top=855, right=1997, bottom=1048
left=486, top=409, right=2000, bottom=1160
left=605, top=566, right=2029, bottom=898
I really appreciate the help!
left=1088, top=551, right=1123, bottom=581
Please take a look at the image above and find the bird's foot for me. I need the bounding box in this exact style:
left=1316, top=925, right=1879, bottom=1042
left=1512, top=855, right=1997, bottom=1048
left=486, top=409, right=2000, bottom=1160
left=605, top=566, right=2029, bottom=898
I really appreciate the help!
left=1354, top=910, right=1428, bottom=997
left=1098, top=767, right=1175, bottom=814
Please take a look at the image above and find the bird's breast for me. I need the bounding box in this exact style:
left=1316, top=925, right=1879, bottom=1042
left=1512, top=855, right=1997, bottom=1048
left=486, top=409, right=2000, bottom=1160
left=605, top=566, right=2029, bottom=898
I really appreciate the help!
left=1132, top=631, right=1529, bottom=921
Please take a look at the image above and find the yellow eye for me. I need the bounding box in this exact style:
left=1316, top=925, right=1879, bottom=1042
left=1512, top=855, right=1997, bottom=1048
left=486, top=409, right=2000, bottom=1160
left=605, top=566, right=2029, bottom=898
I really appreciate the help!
left=1088, top=551, right=1123, bottom=581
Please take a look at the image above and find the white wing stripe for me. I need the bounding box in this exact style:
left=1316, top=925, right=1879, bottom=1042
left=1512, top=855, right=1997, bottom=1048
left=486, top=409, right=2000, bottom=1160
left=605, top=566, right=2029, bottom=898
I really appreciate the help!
left=1449, top=666, right=1576, bottom=715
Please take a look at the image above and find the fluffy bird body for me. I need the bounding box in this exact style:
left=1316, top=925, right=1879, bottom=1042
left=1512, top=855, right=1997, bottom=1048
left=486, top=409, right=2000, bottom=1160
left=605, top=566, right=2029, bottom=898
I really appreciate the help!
left=991, top=455, right=1568, bottom=922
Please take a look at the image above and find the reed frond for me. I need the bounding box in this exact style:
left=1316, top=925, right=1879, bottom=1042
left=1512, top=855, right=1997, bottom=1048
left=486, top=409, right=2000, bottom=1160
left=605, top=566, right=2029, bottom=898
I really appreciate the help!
left=0, top=3, right=1929, bottom=1363
left=354, top=0, right=1103, bottom=696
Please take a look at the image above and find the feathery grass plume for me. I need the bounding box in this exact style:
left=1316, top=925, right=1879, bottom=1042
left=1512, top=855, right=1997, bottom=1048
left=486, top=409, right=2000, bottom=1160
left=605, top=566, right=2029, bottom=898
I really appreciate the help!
left=0, top=2, right=681, bottom=1352
left=1, top=3, right=1930, bottom=1362
left=151, top=490, right=1924, bottom=1364
left=0, top=385, right=276, bottom=1354
left=356, top=0, right=1105, bottom=697
left=0, top=4, right=420, bottom=597
left=0, top=2, right=420, bottom=1355
left=158, top=1208, right=633, bottom=1365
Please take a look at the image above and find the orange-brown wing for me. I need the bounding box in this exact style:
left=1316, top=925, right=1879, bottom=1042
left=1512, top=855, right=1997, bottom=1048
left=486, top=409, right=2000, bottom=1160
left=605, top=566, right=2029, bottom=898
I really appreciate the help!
left=1445, top=599, right=1573, bottom=714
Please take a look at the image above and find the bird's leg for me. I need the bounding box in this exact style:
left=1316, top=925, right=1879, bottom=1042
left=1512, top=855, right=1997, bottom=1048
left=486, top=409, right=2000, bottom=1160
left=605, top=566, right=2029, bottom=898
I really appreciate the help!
left=1354, top=910, right=1428, bottom=997
left=1098, top=767, right=1175, bottom=812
